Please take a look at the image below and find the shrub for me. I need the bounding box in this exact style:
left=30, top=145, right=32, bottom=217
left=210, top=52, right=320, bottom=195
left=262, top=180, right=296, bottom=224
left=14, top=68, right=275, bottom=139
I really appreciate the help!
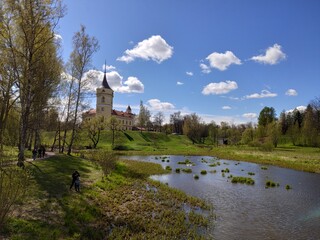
left=200, top=170, right=207, bottom=175
left=165, top=166, right=172, bottom=171
left=89, top=151, right=118, bottom=177
left=175, top=168, right=181, bottom=173
left=0, top=166, right=29, bottom=228
left=194, top=174, right=199, bottom=180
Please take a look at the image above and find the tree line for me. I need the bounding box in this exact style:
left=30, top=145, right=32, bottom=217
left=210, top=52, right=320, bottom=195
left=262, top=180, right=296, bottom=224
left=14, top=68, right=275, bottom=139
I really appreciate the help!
left=136, top=98, right=320, bottom=149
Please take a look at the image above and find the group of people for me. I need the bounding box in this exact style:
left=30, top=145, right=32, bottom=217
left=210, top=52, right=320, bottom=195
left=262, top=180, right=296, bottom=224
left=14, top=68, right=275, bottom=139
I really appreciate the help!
left=32, top=145, right=46, bottom=160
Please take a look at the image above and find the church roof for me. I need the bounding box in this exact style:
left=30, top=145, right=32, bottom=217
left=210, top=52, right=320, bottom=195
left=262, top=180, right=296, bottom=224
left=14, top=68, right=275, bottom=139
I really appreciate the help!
left=102, top=72, right=112, bottom=90
left=112, top=109, right=134, bottom=118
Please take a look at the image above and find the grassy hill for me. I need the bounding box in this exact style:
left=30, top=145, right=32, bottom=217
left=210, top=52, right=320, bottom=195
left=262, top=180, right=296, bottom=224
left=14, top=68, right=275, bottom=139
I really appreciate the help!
left=42, top=130, right=208, bottom=154
left=40, top=130, right=320, bottom=173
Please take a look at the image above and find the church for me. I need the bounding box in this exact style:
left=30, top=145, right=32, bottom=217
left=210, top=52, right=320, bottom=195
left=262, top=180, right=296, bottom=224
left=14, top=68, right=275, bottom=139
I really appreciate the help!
left=82, top=68, right=135, bottom=130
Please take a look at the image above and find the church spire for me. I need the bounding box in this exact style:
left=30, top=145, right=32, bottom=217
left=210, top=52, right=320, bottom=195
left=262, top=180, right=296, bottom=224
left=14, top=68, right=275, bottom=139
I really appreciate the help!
left=102, top=60, right=112, bottom=89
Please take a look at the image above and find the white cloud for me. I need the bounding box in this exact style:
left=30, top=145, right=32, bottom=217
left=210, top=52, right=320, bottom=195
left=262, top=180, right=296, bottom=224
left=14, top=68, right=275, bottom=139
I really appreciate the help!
left=54, top=34, right=62, bottom=41
left=251, top=44, right=286, bottom=65
left=81, top=70, right=144, bottom=94
left=147, top=99, right=175, bottom=111
left=286, top=105, right=307, bottom=113
left=200, top=63, right=211, bottom=74
left=244, top=90, right=277, bottom=99
left=285, top=89, right=298, bottom=96
left=242, top=113, right=257, bottom=119
left=222, top=106, right=231, bottom=110
left=205, top=51, right=241, bottom=71
left=103, top=64, right=116, bottom=71
left=186, top=71, right=193, bottom=76
left=202, top=80, right=238, bottom=95
left=177, top=81, right=184, bottom=85
left=117, top=35, right=173, bottom=63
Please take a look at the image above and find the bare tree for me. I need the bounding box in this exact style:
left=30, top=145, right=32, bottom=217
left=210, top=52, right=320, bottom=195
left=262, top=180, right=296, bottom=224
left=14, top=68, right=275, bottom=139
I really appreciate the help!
left=153, top=111, right=165, bottom=132
left=66, top=25, right=99, bottom=155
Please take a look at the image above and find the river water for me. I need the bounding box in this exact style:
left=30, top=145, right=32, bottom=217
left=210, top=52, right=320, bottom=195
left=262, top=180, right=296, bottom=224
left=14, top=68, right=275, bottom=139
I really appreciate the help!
left=124, top=155, right=320, bottom=240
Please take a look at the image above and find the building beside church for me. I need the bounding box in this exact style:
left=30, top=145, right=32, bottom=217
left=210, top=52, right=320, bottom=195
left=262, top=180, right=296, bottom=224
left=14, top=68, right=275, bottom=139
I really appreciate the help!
left=82, top=69, right=135, bottom=130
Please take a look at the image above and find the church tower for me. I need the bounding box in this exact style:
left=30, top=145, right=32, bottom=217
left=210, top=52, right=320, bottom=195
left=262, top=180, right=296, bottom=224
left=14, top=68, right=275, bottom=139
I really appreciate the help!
left=96, top=66, right=113, bottom=120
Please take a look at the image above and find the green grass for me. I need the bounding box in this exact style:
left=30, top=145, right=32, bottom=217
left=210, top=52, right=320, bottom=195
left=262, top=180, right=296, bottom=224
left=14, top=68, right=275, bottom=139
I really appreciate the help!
left=231, top=176, right=255, bottom=185
left=41, top=130, right=320, bottom=173
left=1, top=154, right=213, bottom=239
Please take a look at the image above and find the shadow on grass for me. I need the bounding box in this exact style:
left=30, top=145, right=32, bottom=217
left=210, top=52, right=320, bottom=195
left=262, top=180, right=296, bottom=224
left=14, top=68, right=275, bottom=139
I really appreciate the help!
left=30, top=154, right=94, bottom=198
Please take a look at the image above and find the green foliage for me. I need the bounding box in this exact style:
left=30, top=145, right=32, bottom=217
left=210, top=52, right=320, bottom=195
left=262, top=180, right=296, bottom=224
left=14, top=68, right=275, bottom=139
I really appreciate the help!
left=231, top=176, right=255, bottom=185
left=182, top=168, right=192, bottom=173
left=88, top=151, right=118, bottom=177
left=193, top=174, right=199, bottom=179
left=200, top=170, right=207, bottom=175
left=265, top=180, right=279, bottom=188
left=0, top=167, right=30, bottom=228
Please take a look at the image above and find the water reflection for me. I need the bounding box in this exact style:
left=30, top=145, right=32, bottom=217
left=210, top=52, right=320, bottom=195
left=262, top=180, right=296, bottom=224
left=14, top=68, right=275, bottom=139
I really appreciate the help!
left=123, top=155, right=320, bottom=240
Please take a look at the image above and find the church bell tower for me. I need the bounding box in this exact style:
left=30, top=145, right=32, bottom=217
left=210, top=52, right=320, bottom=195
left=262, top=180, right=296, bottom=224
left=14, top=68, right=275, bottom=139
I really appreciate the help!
left=96, top=65, right=113, bottom=120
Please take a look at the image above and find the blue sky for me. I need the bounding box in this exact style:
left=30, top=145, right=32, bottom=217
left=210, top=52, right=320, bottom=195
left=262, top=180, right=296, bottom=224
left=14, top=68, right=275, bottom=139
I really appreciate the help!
left=57, top=0, right=320, bottom=124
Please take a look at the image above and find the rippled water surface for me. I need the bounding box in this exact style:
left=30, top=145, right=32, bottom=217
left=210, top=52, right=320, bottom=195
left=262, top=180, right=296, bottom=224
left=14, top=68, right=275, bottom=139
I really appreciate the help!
left=124, top=155, right=320, bottom=240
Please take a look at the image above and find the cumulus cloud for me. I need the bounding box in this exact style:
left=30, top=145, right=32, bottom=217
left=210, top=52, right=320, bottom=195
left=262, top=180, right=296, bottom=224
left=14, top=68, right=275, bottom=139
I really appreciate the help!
left=251, top=44, right=286, bottom=65
left=117, top=35, right=173, bottom=63
left=285, top=89, right=298, bottom=96
left=200, top=63, right=211, bottom=74
left=286, top=105, right=307, bottom=113
left=147, top=99, right=175, bottom=111
left=205, top=51, right=241, bottom=71
left=202, top=80, right=238, bottom=95
left=244, top=90, right=277, bottom=99
left=177, top=81, right=184, bottom=85
left=242, top=113, right=257, bottom=119
left=222, top=106, right=232, bottom=110
left=80, top=70, right=144, bottom=94
left=186, top=71, right=193, bottom=76
left=103, top=64, right=116, bottom=71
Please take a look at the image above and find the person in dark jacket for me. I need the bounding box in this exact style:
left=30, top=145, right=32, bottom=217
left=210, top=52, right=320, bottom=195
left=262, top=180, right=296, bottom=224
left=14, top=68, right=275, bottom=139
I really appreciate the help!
left=70, top=170, right=80, bottom=191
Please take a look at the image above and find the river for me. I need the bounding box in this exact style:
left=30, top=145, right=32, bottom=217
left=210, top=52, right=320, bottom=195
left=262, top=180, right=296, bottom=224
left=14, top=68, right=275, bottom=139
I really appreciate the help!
left=124, top=155, right=320, bottom=240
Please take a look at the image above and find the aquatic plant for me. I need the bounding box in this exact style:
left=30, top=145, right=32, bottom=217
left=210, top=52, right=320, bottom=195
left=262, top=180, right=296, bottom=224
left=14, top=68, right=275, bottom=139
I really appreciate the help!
left=165, top=166, right=172, bottom=171
left=248, top=172, right=255, bottom=176
left=200, top=170, right=207, bottom=175
left=221, top=168, right=230, bottom=173
left=261, top=166, right=268, bottom=170
left=175, top=168, right=181, bottom=173
left=231, top=176, right=255, bottom=185
left=194, top=174, right=199, bottom=180
left=265, top=180, right=279, bottom=188
left=285, top=184, right=292, bottom=190
left=182, top=168, right=192, bottom=173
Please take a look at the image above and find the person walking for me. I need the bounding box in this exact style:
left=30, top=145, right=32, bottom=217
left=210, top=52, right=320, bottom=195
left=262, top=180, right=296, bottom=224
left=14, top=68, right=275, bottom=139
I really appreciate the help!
left=32, top=148, right=37, bottom=160
left=70, top=170, right=80, bottom=191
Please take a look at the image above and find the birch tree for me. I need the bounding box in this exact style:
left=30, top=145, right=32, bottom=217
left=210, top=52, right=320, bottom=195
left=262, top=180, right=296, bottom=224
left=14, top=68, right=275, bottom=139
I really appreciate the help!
left=66, top=25, right=99, bottom=155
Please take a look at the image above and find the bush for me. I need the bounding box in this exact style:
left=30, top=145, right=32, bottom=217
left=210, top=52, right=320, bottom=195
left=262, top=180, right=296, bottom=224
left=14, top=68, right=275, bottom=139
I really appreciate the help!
left=200, top=170, right=207, bottom=175
left=89, top=151, right=118, bottom=177
left=0, top=166, right=29, bottom=228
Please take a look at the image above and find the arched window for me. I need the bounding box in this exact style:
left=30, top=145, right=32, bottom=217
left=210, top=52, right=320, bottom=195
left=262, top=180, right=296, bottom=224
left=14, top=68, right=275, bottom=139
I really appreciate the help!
left=101, top=96, right=105, bottom=103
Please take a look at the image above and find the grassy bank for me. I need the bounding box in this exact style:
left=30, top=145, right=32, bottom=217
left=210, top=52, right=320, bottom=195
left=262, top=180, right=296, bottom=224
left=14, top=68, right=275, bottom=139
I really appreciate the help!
left=0, top=154, right=213, bottom=239
left=43, top=130, right=320, bottom=173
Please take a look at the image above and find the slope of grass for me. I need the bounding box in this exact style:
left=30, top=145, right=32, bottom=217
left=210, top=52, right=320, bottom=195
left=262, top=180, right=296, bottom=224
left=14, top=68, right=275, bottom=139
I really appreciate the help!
left=40, top=130, right=320, bottom=173
left=1, top=154, right=213, bottom=239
